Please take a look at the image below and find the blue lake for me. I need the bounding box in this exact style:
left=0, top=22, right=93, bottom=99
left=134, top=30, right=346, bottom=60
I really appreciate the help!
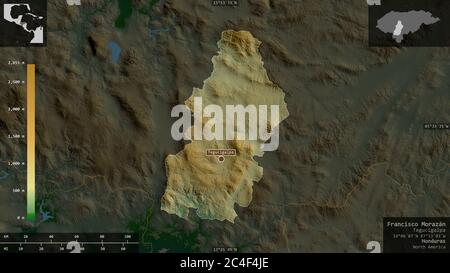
left=37, top=202, right=54, bottom=226
left=107, top=41, right=122, bottom=64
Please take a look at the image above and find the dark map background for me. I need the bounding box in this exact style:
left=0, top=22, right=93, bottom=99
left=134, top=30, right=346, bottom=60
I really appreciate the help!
left=0, top=0, right=448, bottom=253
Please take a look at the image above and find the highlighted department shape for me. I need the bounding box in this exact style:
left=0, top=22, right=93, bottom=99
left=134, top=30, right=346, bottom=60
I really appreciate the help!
left=392, top=20, right=404, bottom=43
left=161, top=30, right=289, bottom=223
left=393, top=20, right=403, bottom=36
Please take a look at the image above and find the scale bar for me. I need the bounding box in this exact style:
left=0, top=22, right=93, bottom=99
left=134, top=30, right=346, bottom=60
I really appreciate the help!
left=0, top=242, right=139, bottom=245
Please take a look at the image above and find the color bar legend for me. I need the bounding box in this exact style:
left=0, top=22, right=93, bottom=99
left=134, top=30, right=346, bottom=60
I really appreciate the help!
left=26, top=64, right=35, bottom=221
